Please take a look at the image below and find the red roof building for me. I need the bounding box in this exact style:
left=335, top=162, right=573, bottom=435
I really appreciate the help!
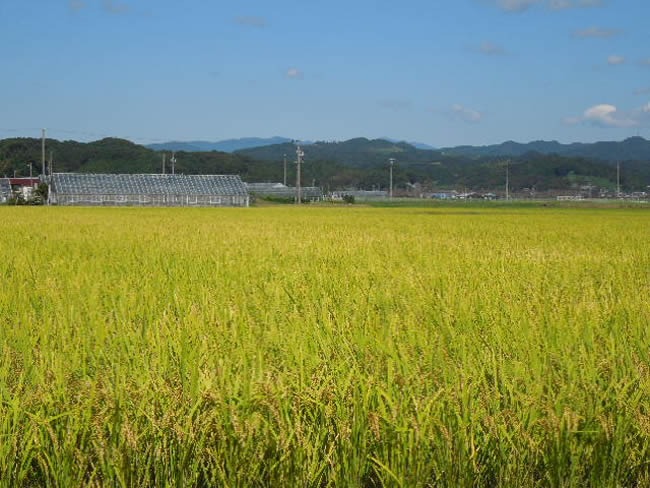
left=9, top=178, right=40, bottom=186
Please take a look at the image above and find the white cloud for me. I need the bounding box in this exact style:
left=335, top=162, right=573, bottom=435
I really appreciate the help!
left=491, top=0, right=603, bottom=11
left=565, top=104, right=638, bottom=128
left=286, top=68, right=303, bottom=79
left=572, top=27, right=619, bottom=39
left=607, top=55, right=625, bottom=65
left=234, top=16, right=266, bottom=28
left=584, top=105, right=635, bottom=127
left=451, top=104, right=483, bottom=123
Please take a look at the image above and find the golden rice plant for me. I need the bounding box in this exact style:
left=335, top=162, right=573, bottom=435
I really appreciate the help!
left=0, top=205, right=648, bottom=487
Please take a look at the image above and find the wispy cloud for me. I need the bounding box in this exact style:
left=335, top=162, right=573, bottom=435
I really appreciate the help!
left=102, top=0, right=129, bottom=14
left=493, top=0, right=536, bottom=12
left=564, top=104, right=639, bottom=128
left=68, top=0, right=87, bottom=12
left=572, top=27, right=620, bottom=39
left=234, top=16, right=266, bottom=28
left=549, top=0, right=604, bottom=9
left=490, top=0, right=604, bottom=12
left=451, top=104, right=483, bottom=123
left=641, top=58, right=650, bottom=67
left=607, top=55, right=625, bottom=65
left=286, top=68, right=303, bottom=79
left=634, top=86, right=650, bottom=95
left=478, top=41, right=507, bottom=55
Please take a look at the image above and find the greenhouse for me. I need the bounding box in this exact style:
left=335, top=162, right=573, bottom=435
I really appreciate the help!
left=49, top=173, right=249, bottom=207
left=246, top=182, right=323, bottom=201
left=0, top=179, right=12, bottom=203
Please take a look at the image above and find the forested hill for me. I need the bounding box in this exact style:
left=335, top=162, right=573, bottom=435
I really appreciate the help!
left=441, top=136, right=650, bottom=162
left=2, top=137, right=649, bottom=191
left=0, top=137, right=279, bottom=182
left=235, top=138, right=451, bottom=168
left=236, top=137, right=650, bottom=191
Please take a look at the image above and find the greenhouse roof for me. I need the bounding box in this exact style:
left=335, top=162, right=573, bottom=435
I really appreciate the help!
left=51, top=173, right=248, bottom=196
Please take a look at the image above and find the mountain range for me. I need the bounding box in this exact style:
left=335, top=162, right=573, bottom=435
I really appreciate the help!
left=147, top=137, right=437, bottom=153
left=440, top=136, right=650, bottom=162
left=146, top=137, right=293, bottom=153
left=235, top=136, right=650, bottom=166
left=2, top=136, right=649, bottom=192
left=147, top=135, right=650, bottom=163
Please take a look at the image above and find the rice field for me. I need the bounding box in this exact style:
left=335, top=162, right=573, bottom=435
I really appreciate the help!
left=0, top=205, right=649, bottom=487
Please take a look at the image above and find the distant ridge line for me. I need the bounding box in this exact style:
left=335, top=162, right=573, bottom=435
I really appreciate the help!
left=146, top=136, right=650, bottom=162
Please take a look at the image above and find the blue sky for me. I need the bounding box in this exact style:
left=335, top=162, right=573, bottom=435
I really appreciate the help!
left=1, top=0, right=649, bottom=146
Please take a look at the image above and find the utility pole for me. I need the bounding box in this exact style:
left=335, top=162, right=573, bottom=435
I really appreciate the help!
left=162, top=153, right=166, bottom=175
left=46, top=151, right=53, bottom=206
left=389, top=158, right=395, bottom=200
left=171, top=152, right=176, bottom=175
left=295, top=144, right=304, bottom=205
left=505, top=160, right=510, bottom=201
left=29, top=162, right=32, bottom=179
left=283, top=154, right=287, bottom=186
left=41, top=129, right=46, bottom=177
left=616, top=161, right=621, bottom=198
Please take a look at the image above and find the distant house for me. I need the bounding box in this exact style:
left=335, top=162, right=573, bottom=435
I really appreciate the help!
left=246, top=182, right=288, bottom=192
left=556, top=195, right=584, bottom=201
left=430, top=191, right=457, bottom=199
left=11, top=178, right=41, bottom=199
left=49, top=173, right=249, bottom=207
left=332, top=190, right=388, bottom=200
